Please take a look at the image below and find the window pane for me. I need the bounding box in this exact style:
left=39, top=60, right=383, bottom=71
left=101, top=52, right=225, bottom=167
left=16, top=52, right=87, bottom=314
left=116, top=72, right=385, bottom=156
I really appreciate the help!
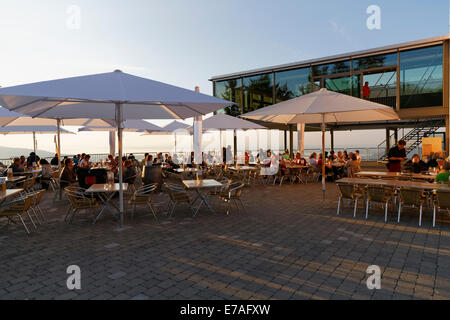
left=312, top=60, right=350, bottom=76
left=325, top=76, right=351, bottom=95
left=353, top=53, right=397, bottom=71
left=243, top=74, right=273, bottom=113
left=400, top=45, right=443, bottom=108
left=362, top=71, right=397, bottom=108
left=275, top=67, right=313, bottom=102
left=214, top=79, right=242, bottom=116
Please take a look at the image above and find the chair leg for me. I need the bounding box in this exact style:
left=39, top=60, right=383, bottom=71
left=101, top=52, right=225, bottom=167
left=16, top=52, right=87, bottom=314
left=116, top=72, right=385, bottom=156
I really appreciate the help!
left=37, top=205, right=46, bottom=222
left=384, top=200, right=389, bottom=222
left=238, top=199, right=246, bottom=213
left=30, top=207, right=42, bottom=225
left=148, top=203, right=159, bottom=222
left=353, top=199, right=358, bottom=218
left=365, top=199, right=369, bottom=219
left=419, top=205, right=423, bottom=227
left=397, top=203, right=402, bottom=223
left=26, top=210, right=37, bottom=229
left=433, top=206, right=436, bottom=228
left=337, top=197, right=341, bottom=216
left=17, top=213, right=30, bottom=235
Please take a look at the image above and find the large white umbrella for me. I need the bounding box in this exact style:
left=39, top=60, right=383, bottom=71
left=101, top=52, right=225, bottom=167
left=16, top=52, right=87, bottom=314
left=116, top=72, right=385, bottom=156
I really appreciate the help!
left=0, top=70, right=234, bottom=226
left=240, top=88, right=399, bottom=195
left=79, top=119, right=163, bottom=156
left=142, top=120, right=191, bottom=154
left=0, top=125, right=73, bottom=154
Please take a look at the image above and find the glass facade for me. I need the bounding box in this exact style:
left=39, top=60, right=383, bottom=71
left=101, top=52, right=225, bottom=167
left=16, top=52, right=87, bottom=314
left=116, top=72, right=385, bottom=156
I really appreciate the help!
left=274, top=67, right=312, bottom=102
left=242, top=73, right=273, bottom=114
left=353, top=53, right=397, bottom=71
left=214, top=79, right=242, bottom=116
left=213, top=43, right=444, bottom=113
left=400, top=45, right=443, bottom=108
left=312, top=60, right=351, bottom=76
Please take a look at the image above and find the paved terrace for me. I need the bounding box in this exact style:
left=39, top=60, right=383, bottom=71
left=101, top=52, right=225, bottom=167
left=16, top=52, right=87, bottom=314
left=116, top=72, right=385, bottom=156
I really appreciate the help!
left=1, top=182, right=450, bottom=300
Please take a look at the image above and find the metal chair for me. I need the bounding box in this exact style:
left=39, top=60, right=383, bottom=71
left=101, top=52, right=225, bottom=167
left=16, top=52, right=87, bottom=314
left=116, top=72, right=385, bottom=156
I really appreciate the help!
left=127, top=183, right=159, bottom=221
left=365, top=186, right=393, bottom=222
left=164, top=182, right=194, bottom=217
left=432, top=189, right=450, bottom=228
left=336, top=183, right=365, bottom=217
left=0, top=194, right=35, bottom=235
left=218, top=182, right=246, bottom=215
left=397, top=188, right=426, bottom=226
left=64, top=187, right=98, bottom=223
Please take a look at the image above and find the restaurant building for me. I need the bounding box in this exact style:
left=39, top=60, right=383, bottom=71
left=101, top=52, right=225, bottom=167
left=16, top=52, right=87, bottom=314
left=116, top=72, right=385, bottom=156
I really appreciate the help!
left=209, top=35, right=450, bottom=158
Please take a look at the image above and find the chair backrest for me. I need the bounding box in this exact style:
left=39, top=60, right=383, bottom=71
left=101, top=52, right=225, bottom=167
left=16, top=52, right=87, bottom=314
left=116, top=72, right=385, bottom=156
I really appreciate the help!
left=336, top=183, right=355, bottom=199
left=367, top=186, right=387, bottom=203
left=399, top=188, right=424, bottom=206
left=34, top=189, right=46, bottom=205
left=230, top=183, right=245, bottom=198
left=436, top=190, right=450, bottom=210
left=22, top=194, right=35, bottom=211
left=21, top=178, right=29, bottom=189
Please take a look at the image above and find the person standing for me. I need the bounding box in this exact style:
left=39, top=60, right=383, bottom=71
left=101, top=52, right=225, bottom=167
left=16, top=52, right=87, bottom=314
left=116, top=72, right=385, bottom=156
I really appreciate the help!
left=363, top=82, right=371, bottom=99
left=388, top=140, right=407, bottom=172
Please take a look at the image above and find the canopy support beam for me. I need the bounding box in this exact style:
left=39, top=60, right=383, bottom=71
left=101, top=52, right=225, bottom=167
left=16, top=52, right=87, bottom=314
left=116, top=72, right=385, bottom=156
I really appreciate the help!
left=321, top=114, right=326, bottom=199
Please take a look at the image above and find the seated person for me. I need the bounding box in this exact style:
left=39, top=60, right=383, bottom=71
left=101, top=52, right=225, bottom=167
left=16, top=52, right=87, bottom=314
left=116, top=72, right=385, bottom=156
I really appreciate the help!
left=309, top=152, right=318, bottom=166
left=166, top=156, right=180, bottom=170
left=294, top=152, right=307, bottom=166
left=403, top=154, right=428, bottom=173
left=39, top=159, right=53, bottom=190
left=50, top=154, right=59, bottom=166
left=345, top=153, right=361, bottom=178
left=123, top=160, right=136, bottom=184
left=79, top=154, right=91, bottom=169
left=436, top=162, right=450, bottom=183
left=60, top=158, right=77, bottom=189
left=26, top=152, right=40, bottom=168
left=282, top=149, right=290, bottom=160
left=427, top=153, right=439, bottom=169
left=9, top=158, right=24, bottom=173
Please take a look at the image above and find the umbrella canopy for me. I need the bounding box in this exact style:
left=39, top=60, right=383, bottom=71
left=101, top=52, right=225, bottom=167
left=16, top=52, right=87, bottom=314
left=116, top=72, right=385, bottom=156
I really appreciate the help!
left=0, top=107, right=111, bottom=127
left=200, top=113, right=266, bottom=130
left=0, top=70, right=234, bottom=227
left=0, top=70, right=233, bottom=121
left=146, top=120, right=191, bottom=135
left=0, top=125, right=73, bottom=154
left=240, top=88, right=399, bottom=195
left=0, top=125, right=73, bottom=135
left=240, top=88, right=399, bottom=124
left=78, top=119, right=162, bottom=132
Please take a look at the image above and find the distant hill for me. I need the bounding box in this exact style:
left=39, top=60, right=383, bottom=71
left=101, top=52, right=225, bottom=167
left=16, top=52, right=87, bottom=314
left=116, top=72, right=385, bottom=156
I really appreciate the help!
left=0, top=146, right=55, bottom=161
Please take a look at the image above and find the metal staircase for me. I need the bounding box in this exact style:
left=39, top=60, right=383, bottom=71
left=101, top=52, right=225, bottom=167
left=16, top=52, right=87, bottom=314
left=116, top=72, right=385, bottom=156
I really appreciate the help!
left=377, top=122, right=441, bottom=160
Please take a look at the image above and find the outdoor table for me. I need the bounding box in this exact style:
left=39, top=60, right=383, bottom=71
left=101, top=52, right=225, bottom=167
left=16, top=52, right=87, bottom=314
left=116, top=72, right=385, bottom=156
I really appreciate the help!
left=85, top=183, right=128, bottom=224
left=6, top=176, right=26, bottom=183
left=183, top=179, right=223, bottom=217
left=175, top=168, right=198, bottom=173
left=356, top=171, right=437, bottom=181
left=337, top=177, right=448, bottom=191
left=0, top=188, right=24, bottom=210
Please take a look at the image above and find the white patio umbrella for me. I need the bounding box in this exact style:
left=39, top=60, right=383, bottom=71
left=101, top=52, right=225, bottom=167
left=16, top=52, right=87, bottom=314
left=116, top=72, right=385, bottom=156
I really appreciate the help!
left=79, top=119, right=163, bottom=156
left=189, top=113, right=266, bottom=163
left=0, top=70, right=234, bottom=226
left=0, top=125, right=73, bottom=154
left=0, top=106, right=112, bottom=171
left=142, top=120, right=191, bottom=154
left=240, top=88, right=399, bottom=196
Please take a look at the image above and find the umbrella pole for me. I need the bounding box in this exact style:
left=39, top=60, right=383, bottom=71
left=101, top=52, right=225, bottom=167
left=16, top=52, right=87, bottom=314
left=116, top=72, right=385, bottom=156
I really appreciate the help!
left=321, top=115, right=326, bottom=200
left=116, top=103, right=124, bottom=227
left=32, top=132, right=36, bottom=154
left=57, top=119, right=62, bottom=201
left=174, top=132, right=177, bottom=155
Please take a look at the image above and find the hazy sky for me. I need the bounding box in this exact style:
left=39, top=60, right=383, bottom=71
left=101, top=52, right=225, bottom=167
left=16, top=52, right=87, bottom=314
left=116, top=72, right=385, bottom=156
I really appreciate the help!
left=0, top=0, right=448, bottom=156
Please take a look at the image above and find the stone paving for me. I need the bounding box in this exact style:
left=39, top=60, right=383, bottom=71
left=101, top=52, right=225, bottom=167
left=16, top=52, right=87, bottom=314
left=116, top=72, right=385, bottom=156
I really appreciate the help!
left=1, top=182, right=450, bottom=300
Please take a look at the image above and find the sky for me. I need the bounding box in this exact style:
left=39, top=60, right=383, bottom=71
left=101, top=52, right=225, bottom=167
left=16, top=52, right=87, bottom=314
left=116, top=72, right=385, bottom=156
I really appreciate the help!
left=0, top=0, right=448, bottom=157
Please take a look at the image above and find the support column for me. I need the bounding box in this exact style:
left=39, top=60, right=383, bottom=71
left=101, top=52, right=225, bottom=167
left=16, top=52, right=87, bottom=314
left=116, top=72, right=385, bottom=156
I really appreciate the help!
left=284, top=130, right=287, bottom=151
left=297, top=123, right=305, bottom=155
left=330, top=130, right=334, bottom=152
left=193, top=86, right=203, bottom=165
left=393, top=129, right=398, bottom=146
left=446, top=115, right=449, bottom=157
left=233, top=129, right=237, bottom=164
left=289, top=125, right=294, bottom=158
